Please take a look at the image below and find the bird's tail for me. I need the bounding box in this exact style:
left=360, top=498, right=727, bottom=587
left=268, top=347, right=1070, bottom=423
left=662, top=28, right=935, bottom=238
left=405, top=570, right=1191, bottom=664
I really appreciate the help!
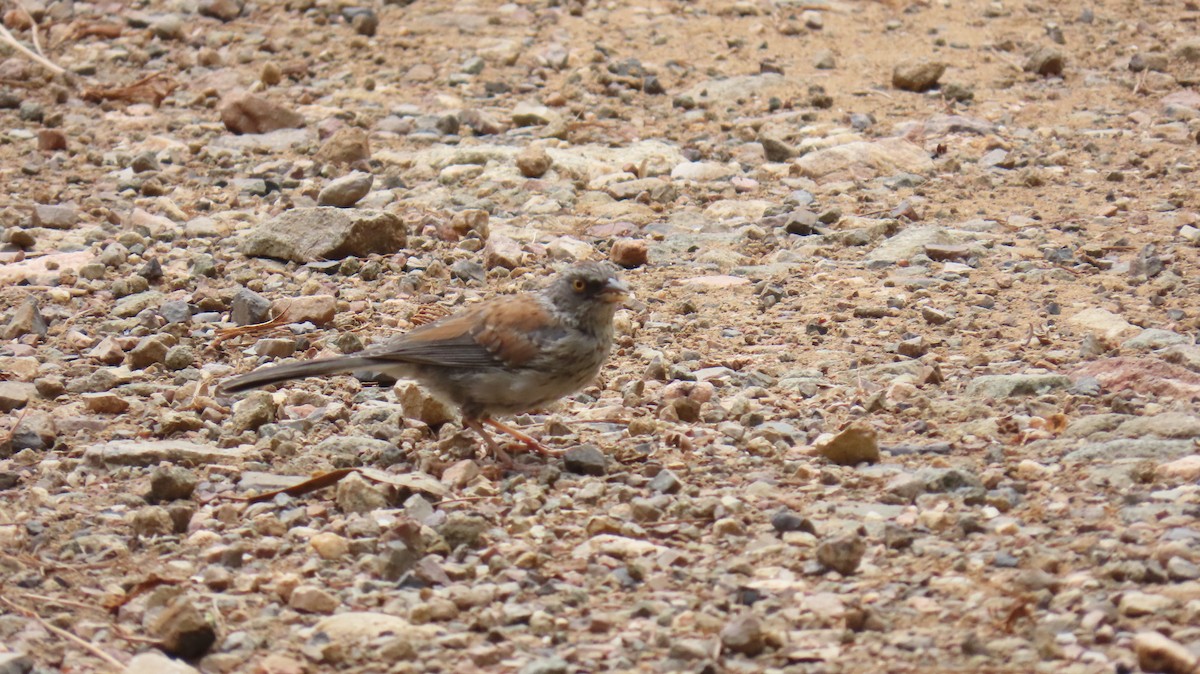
left=217, top=356, right=380, bottom=395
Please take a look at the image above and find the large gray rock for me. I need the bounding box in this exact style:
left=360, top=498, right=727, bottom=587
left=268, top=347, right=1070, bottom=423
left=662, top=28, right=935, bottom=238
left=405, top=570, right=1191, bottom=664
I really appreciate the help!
left=113, top=291, right=165, bottom=318
left=318, top=172, right=374, bottom=208
left=892, top=60, right=946, bottom=92
left=241, top=208, right=407, bottom=262
left=0, top=381, right=36, bottom=412
left=230, top=288, right=271, bottom=326
left=145, top=594, right=216, bottom=659
left=30, top=204, right=79, bottom=229
left=0, top=652, right=33, bottom=674
left=1024, top=46, right=1065, bottom=76
left=3, top=299, right=46, bottom=339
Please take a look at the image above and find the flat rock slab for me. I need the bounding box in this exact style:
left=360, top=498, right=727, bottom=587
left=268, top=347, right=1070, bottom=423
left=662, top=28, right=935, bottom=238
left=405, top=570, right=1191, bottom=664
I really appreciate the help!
left=1068, top=307, right=1138, bottom=341
left=572, top=534, right=664, bottom=559
left=113, top=291, right=165, bottom=318
left=1115, top=413, right=1200, bottom=439
left=794, top=138, right=934, bottom=183
left=965, top=373, right=1072, bottom=398
left=241, top=208, right=407, bottom=262
left=379, top=140, right=685, bottom=182
left=1063, top=438, right=1198, bottom=463
left=866, top=226, right=985, bottom=264
left=84, top=440, right=249, bottom=467
left=313, top=611, right=438, bottom=643
left=238, top=471, right=308, bottom=492
left=0, top=251, right=92, bottom=286
left=209, top=127, right=317, bottom=152
left=680, top=74, right=792, bottom=105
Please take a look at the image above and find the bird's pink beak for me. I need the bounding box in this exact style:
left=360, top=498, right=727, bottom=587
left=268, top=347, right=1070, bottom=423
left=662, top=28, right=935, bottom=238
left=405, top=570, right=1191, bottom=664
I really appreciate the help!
left=599, top=278, right=631, bottom=303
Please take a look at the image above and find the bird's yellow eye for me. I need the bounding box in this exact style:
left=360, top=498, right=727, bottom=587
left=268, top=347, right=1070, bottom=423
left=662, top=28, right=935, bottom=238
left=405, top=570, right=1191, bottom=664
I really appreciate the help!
left=572, top=279, right=586, bottom=292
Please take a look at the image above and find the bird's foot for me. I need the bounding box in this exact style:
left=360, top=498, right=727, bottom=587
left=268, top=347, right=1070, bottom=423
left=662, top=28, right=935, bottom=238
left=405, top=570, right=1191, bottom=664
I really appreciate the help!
left=483, top=418, right=565, bottom=457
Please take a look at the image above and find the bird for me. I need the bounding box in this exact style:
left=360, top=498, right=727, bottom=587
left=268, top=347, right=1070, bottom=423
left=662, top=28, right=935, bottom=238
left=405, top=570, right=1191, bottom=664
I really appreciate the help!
left=218, top=261, right=630, bottom=464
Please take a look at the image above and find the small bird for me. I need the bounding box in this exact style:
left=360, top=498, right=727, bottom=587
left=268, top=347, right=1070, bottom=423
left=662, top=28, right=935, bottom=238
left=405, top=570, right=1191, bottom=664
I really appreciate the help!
left=219, top=261, right=630, bottom=464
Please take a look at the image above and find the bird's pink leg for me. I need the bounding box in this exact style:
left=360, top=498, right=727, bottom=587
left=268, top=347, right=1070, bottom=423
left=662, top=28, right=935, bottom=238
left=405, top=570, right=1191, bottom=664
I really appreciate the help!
left=463, top=418, right=513, bottom=466
left=483, top=418, right=565, bottom=457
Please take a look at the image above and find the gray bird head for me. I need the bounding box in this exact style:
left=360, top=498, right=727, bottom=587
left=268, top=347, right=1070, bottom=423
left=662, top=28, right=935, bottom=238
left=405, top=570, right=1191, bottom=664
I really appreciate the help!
left=542, top=261, right=630, bottom=329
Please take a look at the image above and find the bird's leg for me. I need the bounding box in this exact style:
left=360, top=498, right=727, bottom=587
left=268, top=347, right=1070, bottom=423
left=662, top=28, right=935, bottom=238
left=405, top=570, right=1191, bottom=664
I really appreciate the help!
left=463, top=418, right=513, bottom=466
left=483, top=418, right=565, bottom=457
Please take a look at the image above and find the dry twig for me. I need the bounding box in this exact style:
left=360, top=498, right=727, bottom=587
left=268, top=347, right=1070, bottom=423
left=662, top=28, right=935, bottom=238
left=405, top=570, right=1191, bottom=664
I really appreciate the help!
left=0, top=549, right=122, bottom=573
left=18, top=591, right=105, bottom=614
left=102, top=575, right=182, bottom=614
left=0, top=596, right=125, bottom=670
left=2, top=407, right=28, bottom=450
left=1132, top=69, right=1149, bottom=97
left=65, top=22, right=122, bottom=42
left=0, top=19, right=66, bottom=77
left=210, top=305, right=291, bottom=348
left=10, top=1, right=43, bottom=57
left=433, top=496, right=500, bottom=507
left=111, top=626, right=162, bottom=646
left=851, top=88, right=894, bottom=100
left=81, top=72, right=179, bottom=107
left=644, top=517, right=712, bottom=527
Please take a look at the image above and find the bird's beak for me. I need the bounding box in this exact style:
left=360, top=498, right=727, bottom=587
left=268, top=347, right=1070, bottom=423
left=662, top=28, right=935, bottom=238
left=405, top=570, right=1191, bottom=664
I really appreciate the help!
left=599, top=277, right=632, bottom=303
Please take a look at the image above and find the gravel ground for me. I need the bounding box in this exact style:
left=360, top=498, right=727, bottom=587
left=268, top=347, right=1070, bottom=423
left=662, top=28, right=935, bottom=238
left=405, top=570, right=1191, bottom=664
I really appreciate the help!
left=2, top=0, right=1200, bottom=673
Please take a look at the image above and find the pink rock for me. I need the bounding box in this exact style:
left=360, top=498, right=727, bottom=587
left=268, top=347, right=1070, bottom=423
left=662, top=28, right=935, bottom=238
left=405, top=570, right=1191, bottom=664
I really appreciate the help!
left=83, top=392, right=130, bottom=414
left=1071, top=357, right=1200, bottom=398
left=610, top=239, right=648, bottom=269
left=1162, top=90, right=1200, bottom=109
left=1156, top=455, right=1200, bottom=482
left=273, top=295, right=337, bottom=326
left=484, top=234, right=525, bottom=269
left=220, top=92, right=304, bottom=135
left=661, top=381, right=715, bottom=403
left=315, top=127, right=371, bottom=165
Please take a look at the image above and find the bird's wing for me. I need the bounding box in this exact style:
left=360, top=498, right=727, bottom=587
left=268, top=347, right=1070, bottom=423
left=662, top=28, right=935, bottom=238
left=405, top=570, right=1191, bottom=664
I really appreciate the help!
left=362, top=295, right=554, bottom=369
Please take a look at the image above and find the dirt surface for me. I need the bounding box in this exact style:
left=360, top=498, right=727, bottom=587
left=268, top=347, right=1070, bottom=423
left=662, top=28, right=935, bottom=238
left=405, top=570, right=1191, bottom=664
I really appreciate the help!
left=2, top=0, right=1200, bottom=672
